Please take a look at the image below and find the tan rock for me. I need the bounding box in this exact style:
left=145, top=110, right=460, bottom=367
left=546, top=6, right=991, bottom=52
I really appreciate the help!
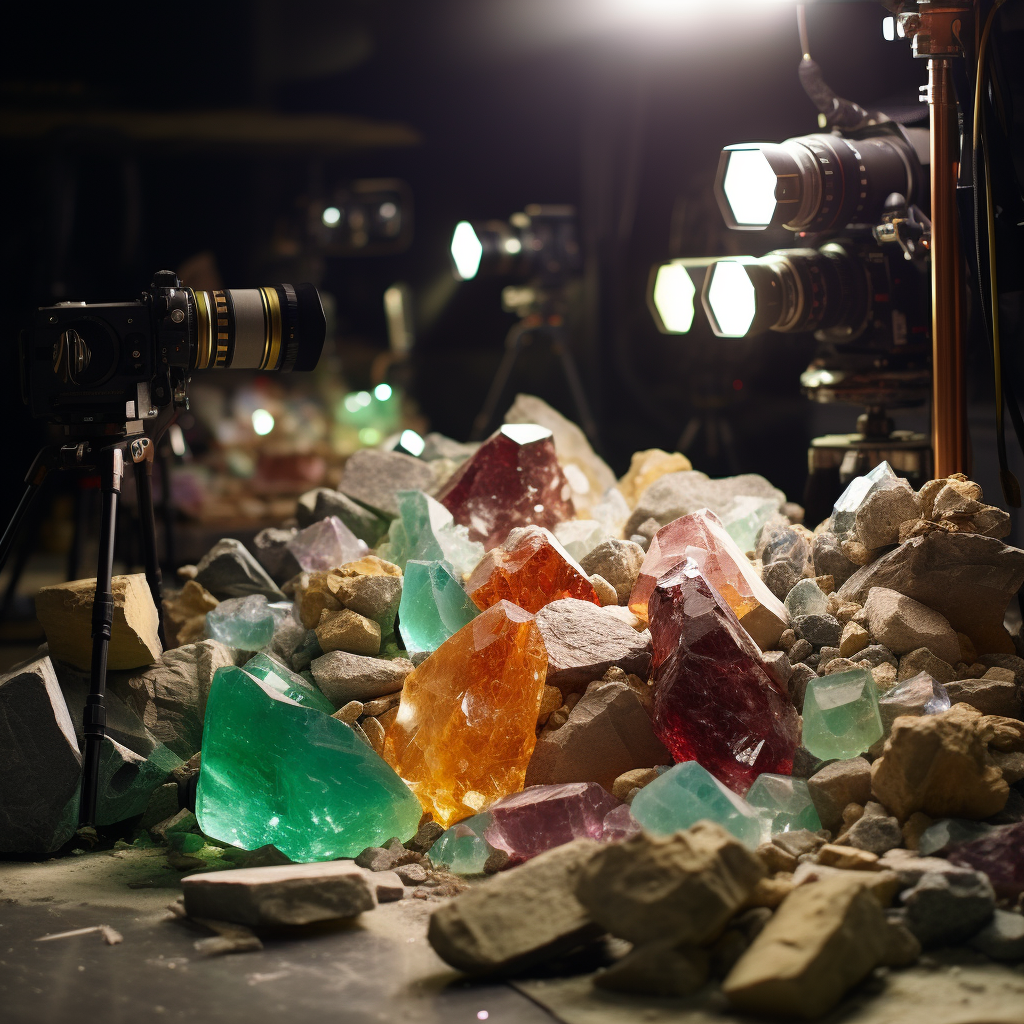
left=871, top=709, right=1009, bottom=821
left=594, top=941, right=709, bottom=997
left=332, top=701, right=363, bottom=724
left=855, top=482, right=923, bottom=549
left=863, top=587, right=960, bottom=664
left=742, top=874, right=794, bottom=908
left=816, top=844, right=879, bottom=871
left=610, top=767, right=661, bottom=803
left=723, top=875, right=890, bottom=1020
left=361, top=716, right=386, bottom=755
left=574, top=823, right=765, bottom=946
left=839, top=621, right=870, bottom=659
left=976, top=714, right=1024, bottom=751
left=791, top=863, right=901, bottom=904
left=163, top=580, right=219, bottom=649
left=536, top=685, right=563, bottom=725
left=315, top=608, right=381, bottom=656
left=588, top=574, right=618, bottom=607
left=806, top=757, right=872, bottom=832
left=36, top=574, right=162, bottom=671
left=901, top=811, right=934, bottom=851
left=618, top=448, right=693, bottom=507
left=756, top=842, right=798, bottom=875
left=298, top=573, right=343, bottom=629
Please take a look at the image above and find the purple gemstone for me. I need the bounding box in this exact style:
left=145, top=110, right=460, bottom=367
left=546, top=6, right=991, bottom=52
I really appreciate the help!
left=286, top=516, right=368, bottom=572
left=948, top=821, right=1024, bottom=897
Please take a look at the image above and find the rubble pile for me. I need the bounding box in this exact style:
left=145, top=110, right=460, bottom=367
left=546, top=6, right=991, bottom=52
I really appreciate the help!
left=2, top=395, right=1024, bottom=1016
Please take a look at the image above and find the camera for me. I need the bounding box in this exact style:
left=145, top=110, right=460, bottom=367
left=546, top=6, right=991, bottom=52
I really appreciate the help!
left=25, top=270, right=326, bottom=428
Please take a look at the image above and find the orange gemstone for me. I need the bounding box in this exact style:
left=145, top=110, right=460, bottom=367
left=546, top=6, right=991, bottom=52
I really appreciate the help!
left=467, top=526, right=601, bottom=614
left=383, top=601, right=548, bottom=827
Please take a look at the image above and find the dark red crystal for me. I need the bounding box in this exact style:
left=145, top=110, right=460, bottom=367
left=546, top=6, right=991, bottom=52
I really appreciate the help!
left=649, top=558, right=800, bottom=793
left=948, top=821, right=1024, bottom=897
left=436, top=424, right=575, bottom=550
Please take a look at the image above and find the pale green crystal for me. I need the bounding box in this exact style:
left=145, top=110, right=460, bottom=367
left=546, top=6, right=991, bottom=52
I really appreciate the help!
left=745, top=773, right=822, bottom=834
left=721, top=495, right=778, bottom=553
left=429, top=813, right=496, bottom=874
left=784, top=578, right=829, bottom=618
left=241, top=652, right=335, bottom=713
left=379, top=490, right=483, bottom=577
left=802, top=667, right=883, bottom=761
left=206, top=594, right=275, bottom=650
left=398, top=560, right=479, bottom=655
left=553, top=519, right=607, bottom=562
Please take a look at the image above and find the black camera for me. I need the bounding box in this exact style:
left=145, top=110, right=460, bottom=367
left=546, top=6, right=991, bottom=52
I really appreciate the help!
left=24, top=270, right=327, bottom=427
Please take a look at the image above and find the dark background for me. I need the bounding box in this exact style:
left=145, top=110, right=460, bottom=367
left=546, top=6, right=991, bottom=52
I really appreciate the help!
left=0, top=1, right=954, bottom=520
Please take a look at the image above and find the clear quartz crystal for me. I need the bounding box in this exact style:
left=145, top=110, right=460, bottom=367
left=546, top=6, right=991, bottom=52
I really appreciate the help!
left=830, top=461, right=899, bottom=539
left=205, top=594, right=276, bottom=650
left=287, top=516, right=369, bottom=573
left=553, top=519, right=607, bottom=563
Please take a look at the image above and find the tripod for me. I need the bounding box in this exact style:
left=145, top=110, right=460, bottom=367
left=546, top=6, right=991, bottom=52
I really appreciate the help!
left=0, top=427, right=167, bottom=828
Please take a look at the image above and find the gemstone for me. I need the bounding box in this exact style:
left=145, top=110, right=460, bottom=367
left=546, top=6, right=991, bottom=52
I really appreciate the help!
left=481, top=782, right=637, bottom=866
left=720, top=495, right=779, bottom=554
left=436, top=424, right=576, bottom=550
left=948, top=821, right=1024, bottom=897
left=382, top=601, right=548, bottom=827
left=629, top=508, right=788, bottom=650
left=875, top=671, right=950, bottom=746
left=553, top=519, right=607, bottom=563
left=801, top=668, right=883, bottom=761
left=196, top=665, right=422, bottom=860
left=241, top=651, right=335, bottom=713
left=286, top=516, right=369, bottom=573
left=831, top=461, right=899, bottom=539
left=397, top=560, right=479, bottom=655
left=430, top=814, right=496, bottom=874
left=648, top=559, right=799, bottom=793
left=467, top=526, right=600, bottom=614
left=380, top=490, right=484, bottom=579
left=205, top=594, right=276, bottom=650
left=917, top=818, right=996, bottom=858
left=745, top=773, right=822, bottom=835
left=784, top=579, right=829, bottom=619
left=630, top=761, right=763, bottom=847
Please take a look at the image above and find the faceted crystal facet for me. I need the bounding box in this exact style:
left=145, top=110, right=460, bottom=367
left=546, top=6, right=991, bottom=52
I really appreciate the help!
left=948, top=821, right=1024, bottom=897
left=241, top=651, right=336, bottom=713
left=196, top=665, right=421, bottom=860
left=205, top=594, right=275, bottom=650
left=649, top=559, right=799, bottom=792
left=380, top=490, right=484, bottom=578
left=480, top=782, right=636, bottom=866
left=630, top=761, right=763, bottom=847
left=801, top=668, right=883, bottom=761
left=287, top=516, right=369, bottom=572
left=629, top=508, right=788, bottom=650
left=430, top=814, right=496, bottom=874
left=383, top=601, right=548, bottom=827
left=745, top=773, right=822, bottom=834
left=876, top=671, right=950, bottom=744
left=721, top=495, right=779, bottom=554
left=398, top=560, right=479, bottom=655
left=831, top=461, right=899, bottom=539
left=784, top=578, right=829, bottom=619
left=436, top=424, right=576, bottom=550
left=467, top=526, right=600, bottom=614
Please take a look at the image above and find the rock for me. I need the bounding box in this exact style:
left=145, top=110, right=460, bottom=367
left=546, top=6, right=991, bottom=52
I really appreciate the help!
left=862, top=587, right=960, bottom=665
left=793, top=614, right=842, bottom=649
left=594, top=941, right=709, bottom=997
left=871, top=708, right=1009, bottom=821
left=0, top=656, right=82, bottom=854
left=945, top=678, right=1023, bottom=718
left=968, top=909, right=1024, bottom=961
left=837, top=531, right=1024, bottom=655
left=816, top=844, right=880, bottom=870
left=574, top=823, right=765, bottom=947
left=369, top=870, right=406, bottom=903
left=139, top=783, right=180, bottom=829
left=36, top=574, right=162, bottom=671
left=762, top=561, right=801, bottom=602
left=338, top=449, right=436, bottom=518
left=394, top=863, right=428, bottom=886
left=839, top=621, right=870, bottom=659
left=838, top=804, right=903, bottom=855
left=807, top=758, right=872, bottom=832
left=896, top=648, right=956, bottom=684
left=900, top=869, right=995, bottom=947
left=791, top=863, right=901, bottom=903
left=855, top=482, right=922, bottom=549
left=193, top=539, right=285, bottom=601
left=333, top=573, right=403, bottom=630
left=611, top=767, right=663, bottom=803
left=427, top=839, right=602, bottom=974
left=857, top=645, right=898, bottom=670
left=310, top=651, right=412, bottom=705
left=722, top=875, right=890, bottom=1020
left=579, top=539, right=645, bottom=605
left=812, top=531, right=859, bottom=588
left=163, top=580, right=219, bottom=648
left=315, top=609, right=381, bottom=656
left=788, top=638, right=814, bottom=664
left=880, top=912, right=922, bottom=967
left=761, top=651, right=793, bottom=688
left=757, top=842, right=799, bottom=874
left=773, top=829, right=826, bottom=859
left=618, top=449, right=694, bottom=507
left=94, top=738, right=180, bottom=827
left=251, top=527, right=299, bottom=584
left=979, top=653, right=1024, bottom=685
left=588, top=574, right=618, bottom=607
left=534, top=599, right=652, bottom=692
left=181, top=862, right=377, bottom=926
left=297, top=487, right=388, bottom=546
left=525, top=677, right=671, bottom=790
left=787, top=663, right=816, bottom=712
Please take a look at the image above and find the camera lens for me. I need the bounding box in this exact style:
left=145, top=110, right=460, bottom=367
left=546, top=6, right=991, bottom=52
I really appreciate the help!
left=715, top=129, right=926, bottom=232
left=190, top=285, right=326, bottom=372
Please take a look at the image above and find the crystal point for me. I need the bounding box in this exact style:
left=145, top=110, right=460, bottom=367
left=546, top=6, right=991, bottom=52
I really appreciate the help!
left=398, top=560, right=479, bottom=655
left=801, top=667, right=883, bottom=761
left=831, top=461, right=898, bottom=539
left=287, top=516, right=369, bottom=572
left=381, top=490, right=484, bottom=578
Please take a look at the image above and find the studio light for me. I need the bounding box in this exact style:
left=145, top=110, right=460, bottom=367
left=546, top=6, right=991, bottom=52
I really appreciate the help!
left=451, top=221, right=484, bottom=281
left=704, top=260, right=759, bottom=338
left=647, top=260, right=701, bottom=334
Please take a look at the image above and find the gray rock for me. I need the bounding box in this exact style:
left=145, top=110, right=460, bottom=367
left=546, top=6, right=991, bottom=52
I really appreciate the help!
left=968, top=909, right=1024, bottom=961
left=944, top=678, right=1023, bottom=718
left=181, top=862, right=377, bottom=926
left=756, top=518, right=813, bottom=575
left=394, top=863, right=428, bottom=886
left=812, top=531, right=858, bottom=588
left=252, top=527, right=299, bottom=584
left=297, top=487, right=389, bottom=546
left=900, top=870, right=995, bottom=947
left=367, top=869, right=405, bottom=903
left=623, top=470, right=784, bottom=538
left=406, top=819, right=445, bottom=854
left=856, top=645, right=898, bottom=670
left=270, top=618, right=309, bottom=668
left=840, top=804, right=903, bottom=855
left=917, top=818, right=995, bottom=857
left=855, top=483, right=922, bottom=549
left=422, top=432, right=480, bottom=463
left=355, top=846, right=399, bottom=871
left=897, top=648, right=956, bottom=684
left=794, top=613, right=843, bottom=649
left=806, top=757, right=872, bottom=833
left=791, top=746, right=831, bottom=780
left=534, top=599, right=652, bottom=692
left=762, top=561, right=800, bottom=602
left=0, top=656, right=82, bottom=854
left=787, top=663, right=817, bottom=712
left=579, top=539, right=646, bottom=605
left=876, top=852, right=980, bottom=887
left=337, top=449, right=435, bottom=519
left=633, top=518, right=662, bottom=548
left=95, top=738, right=181, bottom=827
left=194, top=539, right=286, bottom=601
left=788, top=638, right=814, bottom=664
left=978, top=653, right=1024, bottom=685
left=880, top=910, right=922, bottom=967
left=290, top=630, right=323, bottom=672
left=863, top=587, right=960, bottom=664
left=837, top=531, right=1024, bottom=657
left=310, top=650, right=412, bottom=705
left=761, top=651, right=793, bottom=688
left=139, top=782, right=181, bottom=829
left=333, top=574, right=403, bottom=629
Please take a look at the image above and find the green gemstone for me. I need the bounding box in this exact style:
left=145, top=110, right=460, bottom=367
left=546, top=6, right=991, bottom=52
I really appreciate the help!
left=205, top=594, right=276, bottom=650
left=801, top=667, right=883, bottom=761
left=745, top=773, right=822, bottom=834
left=721, top=496, right=778, bottom=553
left=630, top=761, right=763, bottom=847
left=398, top=560, right=480, bottom=655
left=381, top=491, right=483, bottom=578
left=242, top=652, right=335, bottom=713
left=429, top=813, right=495, bottom=874
left=196, top=665, right=422, bottom=861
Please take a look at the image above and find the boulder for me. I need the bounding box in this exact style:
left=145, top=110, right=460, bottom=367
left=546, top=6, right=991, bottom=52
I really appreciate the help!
left=193, top=539, right=286, bottom=601
left=862, top=587, right=960, bottom=664
left=337, top=449, right=436, bottom=518
left=310, top=650, right=412, bottom=705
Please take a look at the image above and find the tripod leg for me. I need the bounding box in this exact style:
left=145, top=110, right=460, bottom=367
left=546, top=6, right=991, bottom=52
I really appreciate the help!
left=0, top=446, right=55, bottom=576
left=79, top=445, right=123, bottom=828
left=470, top=320, right=532, bottom=441
left=551, top=327, right=602, bottom=451
left=131, top=438, right=166, bottom=647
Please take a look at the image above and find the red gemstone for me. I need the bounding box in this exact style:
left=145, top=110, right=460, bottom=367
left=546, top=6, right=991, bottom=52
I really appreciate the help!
left=948, top=821, right=1024, bottom=897
left=436, top=424, right=575, bottom=550
left=649, top=558, right=799, bottom=793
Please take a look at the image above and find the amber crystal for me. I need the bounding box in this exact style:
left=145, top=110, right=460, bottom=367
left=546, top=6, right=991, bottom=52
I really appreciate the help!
left=383, top=600, right=548, bottom=827
left=467, top=526, right=600, bottom=614
left=629, top=508, right=788, bottom=650
left=649, top=559, right=799, bottom=793
left=436, top=424, right=576, bottom=550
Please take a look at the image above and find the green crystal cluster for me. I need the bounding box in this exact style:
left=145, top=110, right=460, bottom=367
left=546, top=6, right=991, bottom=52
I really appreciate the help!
left=429, top=813, right=495, bottom=874
left=379, top=490, right=483, bottom=577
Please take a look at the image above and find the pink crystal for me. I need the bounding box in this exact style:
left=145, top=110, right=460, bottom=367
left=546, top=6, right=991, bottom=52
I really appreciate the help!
left=481, top=782, right=637, bottom=866
left=287, top=516, right=368, bottom=572
left=948, top=821, right=1024, bottom=897
left=649, top=558, right=800, bottom=794
left=436, top=424, right=576, bottom=550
